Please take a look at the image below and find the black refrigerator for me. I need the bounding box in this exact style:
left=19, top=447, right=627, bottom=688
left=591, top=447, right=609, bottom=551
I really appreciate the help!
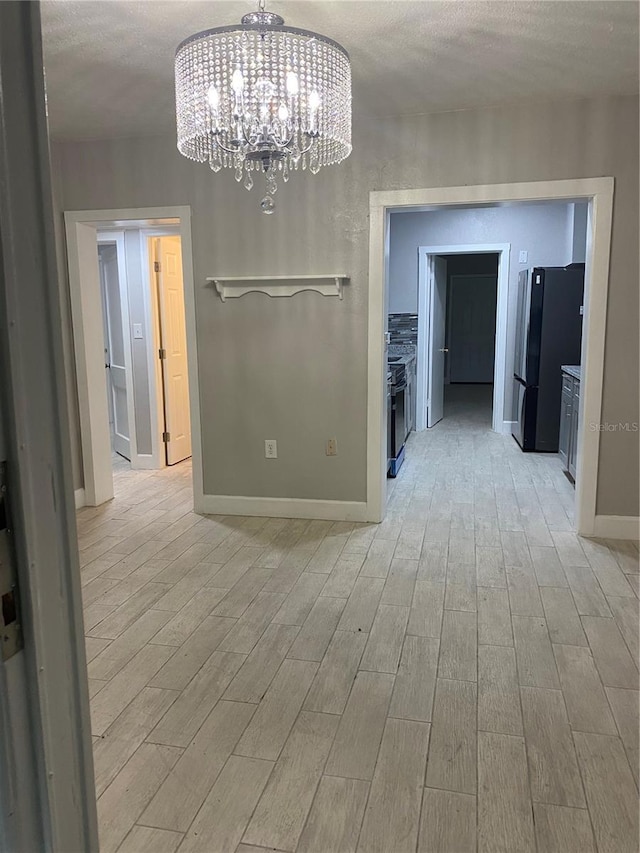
left=512, top=263, right=584, bottom=452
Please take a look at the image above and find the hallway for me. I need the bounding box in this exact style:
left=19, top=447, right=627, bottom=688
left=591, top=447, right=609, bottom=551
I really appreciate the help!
left=78, top=421, right=639, bottom=853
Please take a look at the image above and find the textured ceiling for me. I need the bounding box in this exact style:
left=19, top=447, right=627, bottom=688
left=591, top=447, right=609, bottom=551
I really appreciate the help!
left=41, top=0, right=639, bottom=140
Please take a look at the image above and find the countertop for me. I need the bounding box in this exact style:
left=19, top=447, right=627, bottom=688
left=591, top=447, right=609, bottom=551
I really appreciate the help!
left=561, top=365, right=581, bottom=381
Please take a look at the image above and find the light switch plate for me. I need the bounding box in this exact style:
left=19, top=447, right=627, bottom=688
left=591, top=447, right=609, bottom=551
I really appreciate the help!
left=518, top=250, right=528, bottom=263
left=133, top=323, right=143, bottom=339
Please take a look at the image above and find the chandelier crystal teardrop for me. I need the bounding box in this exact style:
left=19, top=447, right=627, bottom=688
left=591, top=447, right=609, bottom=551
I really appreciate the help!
left=175, top=1, right=352, bottom=213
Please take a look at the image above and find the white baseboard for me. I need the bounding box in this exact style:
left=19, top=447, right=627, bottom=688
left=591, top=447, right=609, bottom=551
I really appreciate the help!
left=501, top=420, right=516, bottom=435
left=591, top=515, right=640, bottom=540
left=74, top=488, right=86, bottom=509
left=196, top=494, right=371, bottom=522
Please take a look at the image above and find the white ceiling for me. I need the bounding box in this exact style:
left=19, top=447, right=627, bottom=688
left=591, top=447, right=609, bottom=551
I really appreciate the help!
left=41, top=0, right=639, bottom=140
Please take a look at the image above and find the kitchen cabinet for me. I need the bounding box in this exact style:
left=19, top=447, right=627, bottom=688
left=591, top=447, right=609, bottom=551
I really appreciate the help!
left=559, top=366, right=580, bottom=484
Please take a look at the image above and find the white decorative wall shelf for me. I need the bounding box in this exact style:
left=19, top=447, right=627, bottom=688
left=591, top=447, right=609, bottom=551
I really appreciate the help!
left=207, top=274, right=349, bottom=302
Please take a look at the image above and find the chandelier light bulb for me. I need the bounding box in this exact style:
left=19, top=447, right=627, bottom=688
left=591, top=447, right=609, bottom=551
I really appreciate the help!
left=207, top=84, right=219, bottom=109
left=231, top=68, right=245, bottom=94
left=174, top=1, right=352, bottom=212
left=286, top=71, right=299, bottom=96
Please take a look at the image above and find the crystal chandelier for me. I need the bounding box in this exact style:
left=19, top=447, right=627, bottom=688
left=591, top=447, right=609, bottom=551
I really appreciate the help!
left=175, top=1, right=352, bottom=214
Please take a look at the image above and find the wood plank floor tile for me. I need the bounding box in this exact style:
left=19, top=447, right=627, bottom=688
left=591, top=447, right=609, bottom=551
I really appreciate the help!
left=478, top=645, right=523, bottom=736
left=140, top=699, right=255, bottom=832
left=176, top=755, right=273, bottom=853
left=564, top=565, right=612, bottom=617
left=149, top=588, right=228, bottom=646
left=582, top=615, right=639, bottom=689
left=97, top=743, right=182, bottom=853
left=148, top=615, right=237, bottom=691
left=324, top=670, right=395, bottom=780
left=320, top=555, right=364, bottom=599
left=506, top=567, right=544, bottom=616
left=438, top=610, right=477, bottom=682
left=222, top=623, right=299, bottom=704
left=418, top=540, right=448, bottom=583
left=426, top=678, right=477, bottom=794
left=605, top=687, right=639, bottom=786
left=148, top=651, right=246, bottom=747
left=216, top=591, right=287, bottom=655
left=296, top=775, right=369, bottom=853
left=210, top=568, right=272, bottom=618
left=357, top=718, right=430, bottom=853
left=93, top=686, right=178, bottom=797
left=287, top=596, right=346, bottom=661
left=477, top=587, right=512, bottom=646
left=242, top=711, right=339, bottom=852
left=513, top=616, right=560, bottom=689
left=360, top=604, right=409, bottom=673
left=530, top=546, right=568, bottom=587
left=520, top=686, right=586, bottom=807
left=532, top=803, right=596, bottom=853
left=88, top=610, right=173, bottom=681
left=477, top=731, right=535, bottom=853
left=117, top=826, right=183, bottom=853
left=540, top=587, right=588, bottom=646
left=91, top=644, right=176, bottom=736
left=445, top=581, right=477, bottom=612
left=234, top=659, right=318, bottom=761
left=606, top=595, right=640, bottom=662
left=418, top=789, right=476, bottom=853
left=381, top=558, right=419, bottom=606
left=553, top=644, right=617, bottom=734
left=270, top=572, right=327, bottom=625
left=359, top=539, right=395, bottom=578
left=336, top=576, right=384, bottom=633
left=88, top=583, right=173, bottom=640
left=475, top=546, right=506, bottom=588
left=407, top=581, right=444, bottom=638
left=573, top=731, right=639, bottom=853
left=303, top=629, right=368, bottom=715
left=389, top=635, right=439, bottom=722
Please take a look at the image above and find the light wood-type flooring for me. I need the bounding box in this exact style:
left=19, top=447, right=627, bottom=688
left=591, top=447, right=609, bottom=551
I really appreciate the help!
left=79, top=386, right=639, bottom=853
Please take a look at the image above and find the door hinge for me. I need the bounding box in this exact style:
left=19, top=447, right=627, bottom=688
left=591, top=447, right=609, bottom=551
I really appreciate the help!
left=158, top=348, right=166, bottom=360
left=162, top=432, right=170, bottom=443
left=0, top=462, right=23, bottom=662
left=154, top=261, right=161, bottom=273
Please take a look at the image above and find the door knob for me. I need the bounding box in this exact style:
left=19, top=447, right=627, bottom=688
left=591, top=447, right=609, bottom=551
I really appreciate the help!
left=439, top=348, right=449, bottom=352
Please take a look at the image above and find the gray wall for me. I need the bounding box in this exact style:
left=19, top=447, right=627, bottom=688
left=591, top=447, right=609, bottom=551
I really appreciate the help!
left=389, top=202, right=573, bottom=422
left=52, top=94, right=639, bottom=517
left=123, top=230, right=153, bottom=455
left=568, top=202, right=589, bottom=263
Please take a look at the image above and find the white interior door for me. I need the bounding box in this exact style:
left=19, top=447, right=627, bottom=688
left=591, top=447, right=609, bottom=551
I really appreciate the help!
left=99, top=243, right=130, bottom=460
left=158, top=236, right=192, bottom=465
left=427, top=255, right=447, bottom=427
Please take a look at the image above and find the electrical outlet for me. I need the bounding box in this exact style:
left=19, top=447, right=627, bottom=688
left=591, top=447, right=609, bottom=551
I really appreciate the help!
left=326, top=438, right=338, bottom=456
left=265, top=439, right=277, bottom=459
left=518, top=250, right=528, bottom=264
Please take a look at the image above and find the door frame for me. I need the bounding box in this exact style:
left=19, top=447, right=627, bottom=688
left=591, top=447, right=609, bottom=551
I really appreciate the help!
left=65, top=207, right=202, bottom=507
left=416, top=244, right=510, bottom=433
left=367, top=178, right=614, bottom=535
left=96, top=230, right=138, bottom=463
left=142, top=228, right=182, bottom=469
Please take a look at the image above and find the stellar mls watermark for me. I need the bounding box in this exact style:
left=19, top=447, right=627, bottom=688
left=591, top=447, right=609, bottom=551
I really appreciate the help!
left=588, top=422, right=639, bottom=432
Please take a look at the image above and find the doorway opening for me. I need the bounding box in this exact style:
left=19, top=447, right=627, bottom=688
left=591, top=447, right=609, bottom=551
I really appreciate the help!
left=65, top=207, right=200, bottom=508
left=368, top=179, right=614, bottom=536
left=416, top=245, right=508, bottom=434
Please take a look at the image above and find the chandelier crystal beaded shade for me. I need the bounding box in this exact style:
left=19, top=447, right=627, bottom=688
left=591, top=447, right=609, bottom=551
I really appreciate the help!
left=175, top=1, right=352, bottom=214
